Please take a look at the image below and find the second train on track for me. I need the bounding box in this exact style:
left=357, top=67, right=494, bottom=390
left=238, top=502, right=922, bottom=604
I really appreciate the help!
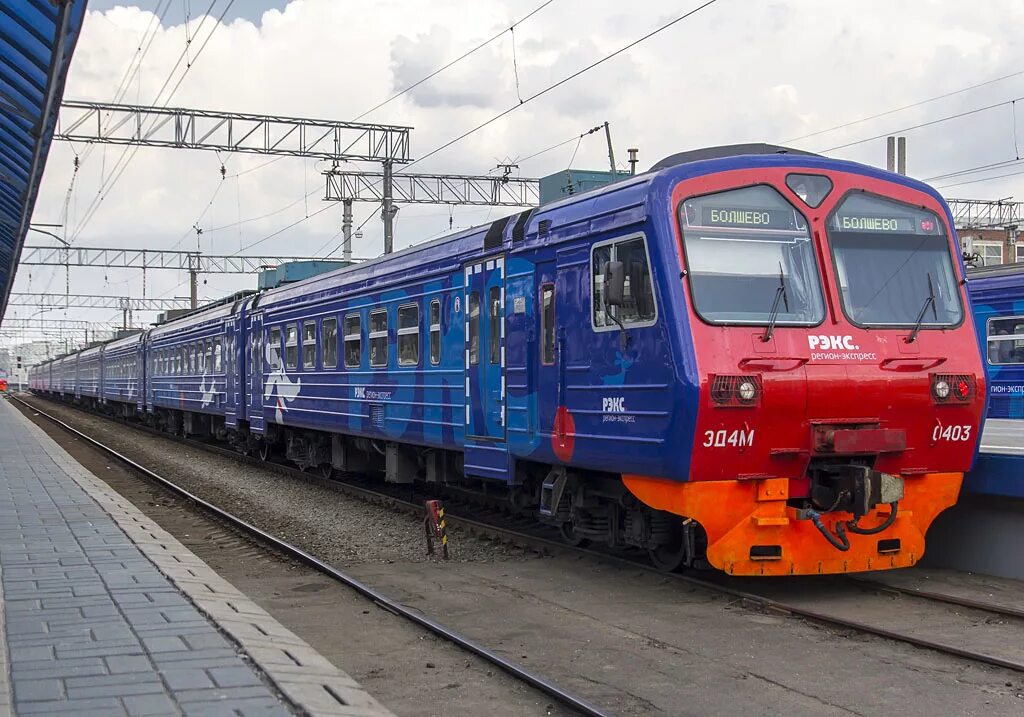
left=29, top=144, right=986, bottom=576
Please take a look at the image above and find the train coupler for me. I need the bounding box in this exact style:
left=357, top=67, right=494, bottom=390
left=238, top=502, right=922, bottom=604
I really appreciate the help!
left=809, top=464, right=904, bottom=518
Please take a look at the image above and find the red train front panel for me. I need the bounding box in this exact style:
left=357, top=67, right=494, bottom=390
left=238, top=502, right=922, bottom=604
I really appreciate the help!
left=626, top=166, right=984, bottom=575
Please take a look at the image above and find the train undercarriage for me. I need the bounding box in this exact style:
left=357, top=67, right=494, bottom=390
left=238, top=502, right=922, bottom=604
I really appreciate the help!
left=54, top=394, right=705, bottom=571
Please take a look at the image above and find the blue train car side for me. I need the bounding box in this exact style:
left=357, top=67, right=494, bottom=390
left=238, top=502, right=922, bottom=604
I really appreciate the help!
left=147, top=301, right=232, bottom=436
left=101, top=332, right=145, bottom=414
left=967, top=264, right=1024, bottom=498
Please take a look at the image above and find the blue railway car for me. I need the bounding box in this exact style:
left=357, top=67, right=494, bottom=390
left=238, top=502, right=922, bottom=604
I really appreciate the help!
left=30, top=145, right=987, bottom=576
left=76, top=345, right=102, bottom=400
left=102, top=331, right=145, bottom=415
left=146, top=300, right=230, bottom=436
left=966, top=263, right=1024, bottom=498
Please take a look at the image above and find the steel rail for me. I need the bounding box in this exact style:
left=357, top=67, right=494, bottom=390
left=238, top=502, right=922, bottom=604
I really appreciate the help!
left=848, top=577, right=1024, bottom=621
left=13, top=396, right=611, bottom=717
left=18, top=394, right=1024, bottom=678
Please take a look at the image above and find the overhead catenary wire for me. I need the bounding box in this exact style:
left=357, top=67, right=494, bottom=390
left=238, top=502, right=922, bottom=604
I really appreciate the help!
left=70, top=0, right=235, bottom=244
left=352, top=0, right=557, bottom=121
left=400, top=0, right=720, bottom=173
left=818, top=96, right=1024, bottom=153
left=786, top=67, right=1024, bottom=144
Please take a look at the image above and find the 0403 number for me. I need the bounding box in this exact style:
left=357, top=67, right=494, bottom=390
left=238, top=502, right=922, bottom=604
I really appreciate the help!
left=932, top=424, right=972, bottom=442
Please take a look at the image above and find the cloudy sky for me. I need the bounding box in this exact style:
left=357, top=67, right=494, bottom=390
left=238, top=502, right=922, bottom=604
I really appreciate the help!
left=9, top=0, right=1024, bottom=346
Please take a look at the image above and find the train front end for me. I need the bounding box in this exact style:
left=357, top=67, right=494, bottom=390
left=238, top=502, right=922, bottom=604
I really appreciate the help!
left=625, top=159, right=984, bottom=576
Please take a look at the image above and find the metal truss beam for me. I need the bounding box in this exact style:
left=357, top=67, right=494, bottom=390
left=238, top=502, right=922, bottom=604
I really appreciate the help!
left=0, top=318, right=116, bottom=330
left=57, top=100, right=412, bottom=163
left=947, top=198, right=1024, bottom=229
left=17, top=245, right=357, bottom=273
left=8, top=293, right=191, bottom=311
left=324, top=170, right=540, bottom=207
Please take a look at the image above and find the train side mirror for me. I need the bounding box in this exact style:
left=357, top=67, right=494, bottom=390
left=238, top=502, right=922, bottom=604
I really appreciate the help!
left=604, top=261, right=625, bottom=306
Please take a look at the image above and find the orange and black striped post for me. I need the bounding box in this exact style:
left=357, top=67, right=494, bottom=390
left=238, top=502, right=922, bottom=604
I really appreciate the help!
left=424, top=499, right=450, bottom=560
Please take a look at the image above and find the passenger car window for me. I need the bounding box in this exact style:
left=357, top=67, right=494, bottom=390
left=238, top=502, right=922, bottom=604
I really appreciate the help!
left=468, top=292, right=480, bottom=365
left=268, top=327, right=282, bottom=370
left=302, top=321, right=317, bottom=369
left=285, top=324, right=298, bottom=369
left=592, top=236, right=657, bottom=329
left=214, top=340, right=222, bottom=373
left=988, top=316, right=1024, bottom=365
left=322, top=318, right=338, bottom=368
left=489, top=286, right=501, bottom=364
left=398, top=304, right=419, bottom=366
left=344, top=314, right=362, bottom=368
left=429, top=299, right=441, bottom=365
left=369, top=309, right=388, bottom=367
left=541, top=284, right=555, bottom=365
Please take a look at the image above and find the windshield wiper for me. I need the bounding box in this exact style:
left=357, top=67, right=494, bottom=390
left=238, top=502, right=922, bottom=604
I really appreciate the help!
left=761, top=262, right=790, bottom=342
left=907, top=271, right=938, bottom=343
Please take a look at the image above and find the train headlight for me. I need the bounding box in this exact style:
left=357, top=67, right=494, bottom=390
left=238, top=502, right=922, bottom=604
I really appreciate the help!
left=710, top=374, right=762, bottom=407
left=954, top=378, right=972, bottom=401
left=931, top=374, right=974, bottom=403
left=738, top=380, right=758, bottom=403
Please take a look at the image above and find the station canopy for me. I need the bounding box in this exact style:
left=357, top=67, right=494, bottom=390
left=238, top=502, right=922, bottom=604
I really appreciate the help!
left=0, top=0, right=88, bottom=317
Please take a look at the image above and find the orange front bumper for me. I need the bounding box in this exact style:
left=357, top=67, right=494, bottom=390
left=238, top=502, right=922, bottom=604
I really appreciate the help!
left=623, top=472, right=963, bottom=576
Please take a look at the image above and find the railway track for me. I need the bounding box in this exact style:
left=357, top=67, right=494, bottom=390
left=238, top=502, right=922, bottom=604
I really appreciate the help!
left=12, top=395, right=611, bottom=717
left=17, top=394, right=1024, bottom=681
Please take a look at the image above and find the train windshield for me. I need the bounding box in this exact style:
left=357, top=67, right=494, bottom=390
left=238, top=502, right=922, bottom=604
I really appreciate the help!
left=827, top=194, right=962, bottom=328
left=679, top=185, right=825, bottom=325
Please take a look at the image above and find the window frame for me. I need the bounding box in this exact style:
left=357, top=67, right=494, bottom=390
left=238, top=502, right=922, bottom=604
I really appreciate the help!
left=302, top=320, right=317, bottom=370
left=468, top=291, right=480, bottom=365
left=589, top=232, right=660, bottom=333
left=825, top=189, right=965, bottom=331
left=677, top=184, right=826, bottom=330
left=268, top=326, right=283, bottom=370
left=369, top=308, right=389, bottom=368
left=322, top=317, right=338, bottom=369
left=976, top=241, right=1004, bottom=267
left=986, top=314, right=1024, bottom=366
left=344, top=313, right=363, bottom=368
left=540, top=283, right=556, bottom=365
left=397, top=303, right=420, bottom=367
left=429, top=298, right=441, bottom=366
left=284, top=323, right=299, bottom=370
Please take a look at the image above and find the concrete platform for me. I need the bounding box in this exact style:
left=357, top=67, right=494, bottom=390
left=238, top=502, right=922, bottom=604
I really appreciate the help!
left=0, top=399, right=392, bottom=717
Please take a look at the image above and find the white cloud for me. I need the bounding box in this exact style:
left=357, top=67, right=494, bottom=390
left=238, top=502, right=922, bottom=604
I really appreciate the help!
left=12, top=0, right=1024, bottom=340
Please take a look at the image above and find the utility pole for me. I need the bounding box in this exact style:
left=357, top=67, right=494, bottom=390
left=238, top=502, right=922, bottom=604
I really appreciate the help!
left=188, top=253, right=199, bottom=310
left=604, top=121, right=617, bottom=176
left=382, top=160, right=395, bottom=254
left=342, top=199, right=353, bottom=261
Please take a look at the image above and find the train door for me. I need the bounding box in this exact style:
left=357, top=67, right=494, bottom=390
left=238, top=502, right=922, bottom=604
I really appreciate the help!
left=224, top=318, right=237, bottom=428
left=463, top=256, right=511, bottom=481
left=248, top=312, right=265, bottom=433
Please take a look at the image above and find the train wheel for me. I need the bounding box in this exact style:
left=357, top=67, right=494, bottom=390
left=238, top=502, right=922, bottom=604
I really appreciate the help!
left=648, top=535, right=688, bottom=572
left=258, top=441, right=271, bottom=462
left=559, top=521, right=589, bottom=548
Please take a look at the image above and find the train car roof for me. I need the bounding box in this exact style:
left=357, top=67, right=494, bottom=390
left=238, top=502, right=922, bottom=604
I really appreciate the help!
left=965, top=263, right=1024, bottom=280
left=103, top=331, right=145, bottom=352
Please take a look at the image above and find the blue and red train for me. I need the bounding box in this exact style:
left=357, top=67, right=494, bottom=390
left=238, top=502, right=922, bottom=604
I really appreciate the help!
left=29, top=145, right=986, bottom=576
